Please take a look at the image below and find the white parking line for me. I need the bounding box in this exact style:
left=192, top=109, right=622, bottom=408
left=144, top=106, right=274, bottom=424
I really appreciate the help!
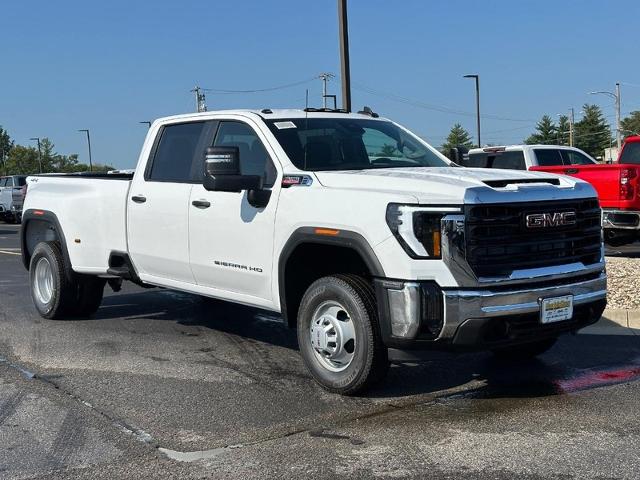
left=0, top=250, right=20, bottom=256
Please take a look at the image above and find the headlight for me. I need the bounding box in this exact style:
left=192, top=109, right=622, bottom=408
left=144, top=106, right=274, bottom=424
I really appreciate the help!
left=386, top=204, right=445, bottom=259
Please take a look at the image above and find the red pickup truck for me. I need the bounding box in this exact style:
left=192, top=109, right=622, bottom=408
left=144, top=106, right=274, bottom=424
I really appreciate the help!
left=461, top=142, right=640, bottom=246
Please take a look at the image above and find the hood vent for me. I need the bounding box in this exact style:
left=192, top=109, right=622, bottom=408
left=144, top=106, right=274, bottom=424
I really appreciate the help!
left=484, top=178, right=560, bottom=188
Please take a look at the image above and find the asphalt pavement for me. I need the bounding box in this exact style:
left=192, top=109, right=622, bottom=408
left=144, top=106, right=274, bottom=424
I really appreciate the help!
left=1, top=223, right=639, bottom=479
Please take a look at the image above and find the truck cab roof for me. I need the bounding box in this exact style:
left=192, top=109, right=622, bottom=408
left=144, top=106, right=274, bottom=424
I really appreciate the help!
left=153, top=108, right=387, bottom=125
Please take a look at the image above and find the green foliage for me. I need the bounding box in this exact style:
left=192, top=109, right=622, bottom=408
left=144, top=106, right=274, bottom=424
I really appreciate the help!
left=2, top=136, right=114, bottom=175
left=557, top=115, right=570, bottom=145
left=574, top=104, right=612, bottom=159
left=378, top=144, right=401, bottom=157
left=441, top=123, right=474, bottom=155
left=621, top=111, right=640, bottom=139
left=524, top=115, right=558, bottom=145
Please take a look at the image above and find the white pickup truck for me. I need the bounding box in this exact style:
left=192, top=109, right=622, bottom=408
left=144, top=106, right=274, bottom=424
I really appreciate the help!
left=21, top=109, right=607, bottom=394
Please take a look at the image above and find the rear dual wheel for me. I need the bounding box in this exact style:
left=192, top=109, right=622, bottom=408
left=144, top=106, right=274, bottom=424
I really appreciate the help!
left=30, top=241, right=105, bottom=319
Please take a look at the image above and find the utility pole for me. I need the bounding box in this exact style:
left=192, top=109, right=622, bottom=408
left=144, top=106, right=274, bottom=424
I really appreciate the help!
left=569, top=108, right=575, bottom=147
left=463, top=74, right=481, bottom=147
left=337, top=0, right=351, bottom=112
left=319, top=73, right=335, bottom=108
left=78, top=129, right=93, bottom=172
left=191, top=86, right=207, bottom=113
left=615, top=82, right=621, bottom=150
left=30, top=137, right=42, bottom=173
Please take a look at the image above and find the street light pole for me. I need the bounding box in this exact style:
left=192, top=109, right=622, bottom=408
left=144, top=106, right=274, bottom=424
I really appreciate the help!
left=615, top=82, right=621, bottom=150
left=463, top=74, right=481, bottom=147
left=29, top=137, right=42, bottom=173
left=337, top=0, right=351, bottom=112
left=589, top=83, right=621, bottom=150
left=78, top=129, right=93, bottom=172
left=139, top=121, right=151, bottom=128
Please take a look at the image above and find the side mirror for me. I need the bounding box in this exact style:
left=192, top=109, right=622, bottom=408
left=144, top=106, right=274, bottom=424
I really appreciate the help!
left=449, top=145, right=469, bottom=164
left=203, top=146, right=262, bottom=192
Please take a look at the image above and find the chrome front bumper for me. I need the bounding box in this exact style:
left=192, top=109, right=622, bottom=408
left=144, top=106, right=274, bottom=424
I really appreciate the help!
left=376, top=272, right=607, bottom=350
left=441, top=272, right=607, bottom=340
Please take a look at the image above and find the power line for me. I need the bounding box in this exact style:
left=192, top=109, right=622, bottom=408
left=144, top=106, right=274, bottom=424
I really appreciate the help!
left=201, top=76, right=318, bottom=94
left=350, top=81, right=536, bottom=122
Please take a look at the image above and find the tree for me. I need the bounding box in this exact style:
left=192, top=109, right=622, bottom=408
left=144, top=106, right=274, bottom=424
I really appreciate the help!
left=574, top=104, right=612, bottom=159
left=441, top=123, right=473, bottom=155
left=4, top=145, right=41, bottom=175
left=378, top=144, right=401, bottom=158
left=621, top=111, right=640, bottom=139
left=0, top=126, right=14, bottom=175
left=557, top=115, right=570, bottom=145
left=524, top=115, right=558, bottom=145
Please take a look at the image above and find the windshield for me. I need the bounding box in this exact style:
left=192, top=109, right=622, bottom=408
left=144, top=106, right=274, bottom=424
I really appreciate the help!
left=265, top=118, right=448, bottom=171
left=620, top=142, right=640, bottom=164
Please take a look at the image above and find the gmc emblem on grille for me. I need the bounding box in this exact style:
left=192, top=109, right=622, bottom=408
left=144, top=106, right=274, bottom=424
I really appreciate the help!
left=525, top=211, right=577, bottom=228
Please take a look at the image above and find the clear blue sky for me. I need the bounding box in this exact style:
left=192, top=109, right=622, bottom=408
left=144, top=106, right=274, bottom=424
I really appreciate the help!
left=2, top=0, right=639, bottom=168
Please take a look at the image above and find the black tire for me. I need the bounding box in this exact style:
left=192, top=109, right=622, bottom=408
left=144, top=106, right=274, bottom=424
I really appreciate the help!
left=297, top=274, right=388, bottom=395
left=29, top=241, right=78, bottom=319
left=492, top=337, right=557, bottom=360
left=71, top=275, right=106, bottom=317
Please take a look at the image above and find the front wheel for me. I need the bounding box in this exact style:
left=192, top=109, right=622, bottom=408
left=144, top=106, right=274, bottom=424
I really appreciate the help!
left=491, top=337, right=557, bottom=360
left=297, top=274, right=388, bottom=395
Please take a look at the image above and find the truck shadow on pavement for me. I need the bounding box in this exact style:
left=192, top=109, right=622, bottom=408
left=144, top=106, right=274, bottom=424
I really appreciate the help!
left=94, top=289, right=640, bottom=401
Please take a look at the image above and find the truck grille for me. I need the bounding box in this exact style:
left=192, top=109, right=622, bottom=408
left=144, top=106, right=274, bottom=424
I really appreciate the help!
left=464, top=198, right=602, bottom=277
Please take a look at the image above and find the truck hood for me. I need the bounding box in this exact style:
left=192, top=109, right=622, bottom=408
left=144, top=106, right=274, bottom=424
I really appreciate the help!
left=314, top=167, right=594, bottom=204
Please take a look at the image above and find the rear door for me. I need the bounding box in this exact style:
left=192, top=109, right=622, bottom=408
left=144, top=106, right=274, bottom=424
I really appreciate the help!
left=127, top=120, right=217, bottom=284
left=0, top=177, right=10, bottom=210
left=188, top=119, right=280, bottom=302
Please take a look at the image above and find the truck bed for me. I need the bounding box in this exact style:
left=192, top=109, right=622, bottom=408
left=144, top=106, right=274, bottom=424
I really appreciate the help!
left=530, top=163, right=640, bottom=211
left=24, top=175, right=132, bottom=274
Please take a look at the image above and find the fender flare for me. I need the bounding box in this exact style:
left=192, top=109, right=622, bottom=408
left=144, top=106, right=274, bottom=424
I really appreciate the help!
left=20, top=209, right=73, bottom=280
left=277, top=227, right=385, bottom=323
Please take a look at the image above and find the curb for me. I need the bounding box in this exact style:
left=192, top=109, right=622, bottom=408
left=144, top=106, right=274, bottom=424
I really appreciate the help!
left=580, top=308, right=640, bottom=336
left=600, top=309, right=640, bottom=329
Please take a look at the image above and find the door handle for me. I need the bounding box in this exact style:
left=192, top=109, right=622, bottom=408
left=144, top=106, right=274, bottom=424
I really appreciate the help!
left=565, top=168, right=579, bottom=174
left=191, top=199, right=211, bottom=209
left=131, top=195, right=147, bottom=203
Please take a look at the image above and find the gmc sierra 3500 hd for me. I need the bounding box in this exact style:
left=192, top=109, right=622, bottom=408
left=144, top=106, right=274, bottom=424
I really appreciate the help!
left=21, top=108, right=607, bottom=394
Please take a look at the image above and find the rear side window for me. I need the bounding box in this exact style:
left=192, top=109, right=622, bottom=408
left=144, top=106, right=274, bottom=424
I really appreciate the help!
left=465, top=151, right=525, bottom=170
left=620, top=143, right=640, bottom=164
left=561, top=150, right=595, bottom=165
left=0, top=178, right=6, bottom=187
left=4, top=177, right=13, bottom=187
left=15, top=177, right=27, bottom=186
left=148, top=121, right=215, bottom=183
left=534, top=149, right=565, bottom=166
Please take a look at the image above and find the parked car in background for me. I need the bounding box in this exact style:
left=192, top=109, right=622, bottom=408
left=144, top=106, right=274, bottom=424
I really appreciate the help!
left=456, top=144, right=640, bottom=246
left=0, top=175, right=27, bottom=223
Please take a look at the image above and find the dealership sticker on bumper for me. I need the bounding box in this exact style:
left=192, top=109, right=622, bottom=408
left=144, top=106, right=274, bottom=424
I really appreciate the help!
left=540, top=295, right=574, bottom=324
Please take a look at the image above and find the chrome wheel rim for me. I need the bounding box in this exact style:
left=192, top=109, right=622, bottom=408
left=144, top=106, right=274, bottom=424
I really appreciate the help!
left=309, top=300, right=356, bottom=372
left=33, top=257, right=54, bottom=305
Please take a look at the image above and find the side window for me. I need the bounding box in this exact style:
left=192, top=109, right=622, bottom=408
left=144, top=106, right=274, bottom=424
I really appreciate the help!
left=0, top=178, right=6, bottom=188
left=534, top=149, right=564, bottom=166
left=561, top=150, right=595, bottom=165
left=214, top=121, right=277, bottom=187
left=148, top=122, right=209, bottom=183
left=490, top=151, right=526, bottom=170
left=5, top=177, right=13, bottom=187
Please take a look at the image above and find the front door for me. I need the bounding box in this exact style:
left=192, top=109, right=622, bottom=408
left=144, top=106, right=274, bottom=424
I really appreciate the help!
left=127, top=120, right=216, bottom=284
left=189, top=119, right=280, bottom=302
